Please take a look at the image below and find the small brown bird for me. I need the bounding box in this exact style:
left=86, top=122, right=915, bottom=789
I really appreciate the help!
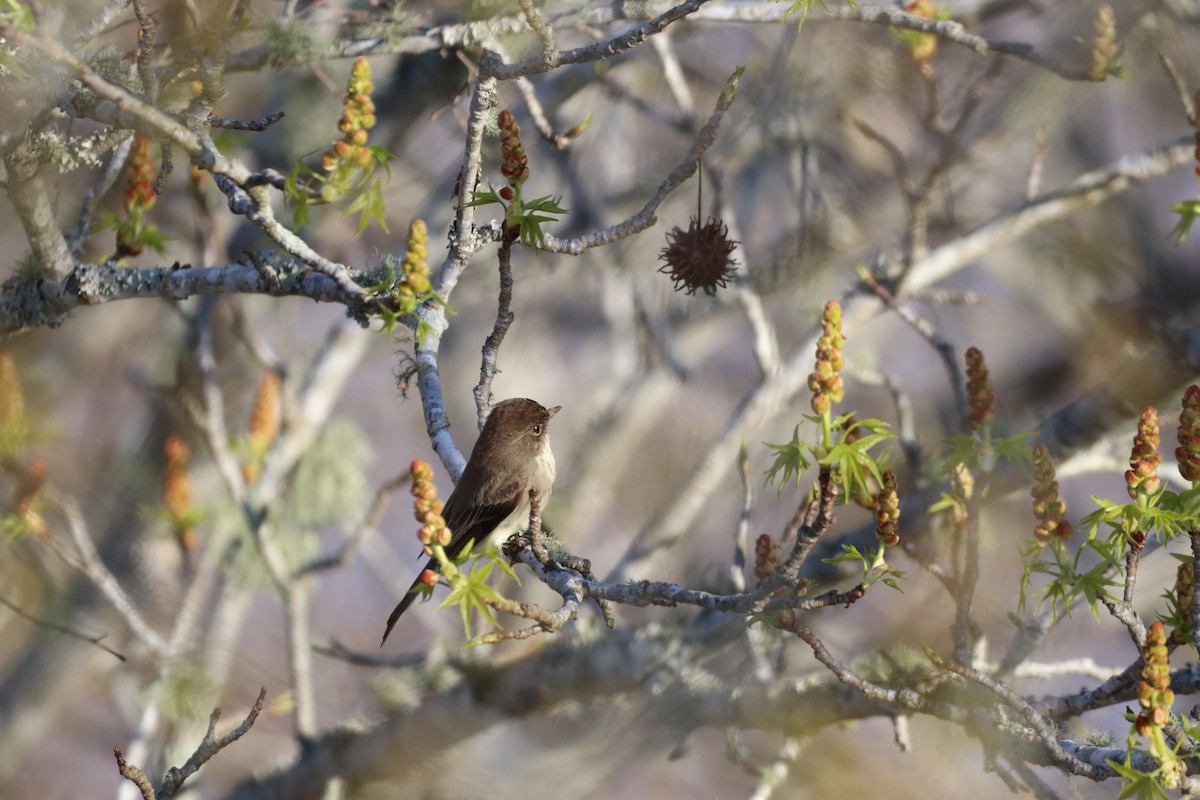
left=381, top=398, right=560, bottom=645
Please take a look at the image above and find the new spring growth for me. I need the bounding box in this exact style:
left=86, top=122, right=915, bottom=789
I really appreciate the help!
left=124, top=136, right=156, bottom=214
left=0, top=351, right=27, bottom=463
left=1136, top=621, right=1182, bottom=788
left=753, top=533, right=780, bottom=587
left=963, top=347, right=995, bottom=432
left=1125, top=407, right=1161, bottom=502
left=874, top=470, right=900, bottom=547
left=319, top=57, right=377, bottom=200
left=808, top=300, right=845, bottom=416
left=498, top=110, right=529, bottom=188
left=1138, top=621, right=1174, bottom=732
left=243, top=371, right=281, bottom=483
left=395, top=219, right=431, bottom=311
left=163, top=435, right=195, bottom=551
left=1087, top=4, right=1119, bottom=81
left=1176, top=385, right=1200, bottom=482
left=116, top=136, right=159, bottom=257
left=12, top=457, right=46, bottom=538
left=1030, top=443, right=1071, bottom=545
left=901, top=0, right=937, bottom=63
left=410, top=459, right=449, bottom=555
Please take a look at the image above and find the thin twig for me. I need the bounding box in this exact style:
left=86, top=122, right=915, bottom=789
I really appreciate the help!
left=473, top=227, right=518, bottom=430
left=929, top=652, right=1111, bottom=780
left=0, top=593, right=126, bottom=661
left=952, top=476, right=986, bottom=666
left=298, top=470, right=412, bottom=576
left=1158, top=53, right=1198, bottom=126
left=732, top=445, right=752, bottom=593
left=209, top=111, right=286, bottom=130
left=859, top=267, right=967, bottom=425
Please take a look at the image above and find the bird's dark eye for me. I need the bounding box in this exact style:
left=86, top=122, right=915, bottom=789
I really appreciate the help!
left=532, top=424, right=542, bottom=435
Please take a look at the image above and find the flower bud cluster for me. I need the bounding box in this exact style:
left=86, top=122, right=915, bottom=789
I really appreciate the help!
left=396, top=219, right=431, bottom=307
left=243, top=371, right=281, bottom=483
left=902, top=0, right=937, bottom=63
left=1030, top=443, right=1071, bottom=544
left=964, top=347, right=994, bottom=432
left=1087, top=5, right=1118, bottom=81
left=754, top=533, right=780, bottom=587
left=320, top=57, right=377, bottom=182
left=1125, top=407, right=1161, bottom=501
left=498, top=110, right=528, bottom=186
left=13, top=457, right=46, bottom=538
left=1176, top=385, right=1200, bottom=482
left=808, top=301, right=845, bottom=415
left=163, top=435, right=195, bottom=549
left=1135, top=621, right=1179, bottom=790
left=124, top=136, right=156, bottom=214
left=411, top=460, right=449, bottom=554
left=874, top=470, right=900, bottom=547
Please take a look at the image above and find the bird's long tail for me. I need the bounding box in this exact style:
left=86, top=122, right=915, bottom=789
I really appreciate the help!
left=380, top=556, right=437, bottom=646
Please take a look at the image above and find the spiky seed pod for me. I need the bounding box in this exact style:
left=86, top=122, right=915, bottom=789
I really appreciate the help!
left=807, top=300, right=845, bottom=415
left=658, top=216, right=738, bottom=297
left=1030, top=443, right=1071, bottom=544
left=874, top=470, right=900, bottom=546
left=1177, top=385, right=1200, bottom=482
left=1125, top=407, right=1161, bottom=501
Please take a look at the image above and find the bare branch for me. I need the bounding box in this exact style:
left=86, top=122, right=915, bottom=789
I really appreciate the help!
left=0, top=593, right=126, bottom=661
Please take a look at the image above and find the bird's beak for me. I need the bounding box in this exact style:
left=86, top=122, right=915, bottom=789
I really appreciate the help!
left=547, top=405, right=562, bottom=418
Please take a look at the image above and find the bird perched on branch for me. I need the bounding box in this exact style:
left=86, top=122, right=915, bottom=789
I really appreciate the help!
left=381, top=398, right=560, bottom=645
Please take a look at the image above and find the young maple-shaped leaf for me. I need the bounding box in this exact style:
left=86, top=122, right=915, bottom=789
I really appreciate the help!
left=1169, top=199, right=1200, bottom=245
left=343, top=177, right=389, bottom=234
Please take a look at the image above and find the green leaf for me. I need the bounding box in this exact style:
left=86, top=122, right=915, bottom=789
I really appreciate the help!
left=1108, top=757, right=1173, bottom=800
left=775, top=0, right=831, bottom=31
left=466, top=186, right=505, bottom=209
left=764, top=425, right=812, bottom=490
left=1169, top=199, right=1200, bottom=245
left=343, top=177, right=390, bottom=235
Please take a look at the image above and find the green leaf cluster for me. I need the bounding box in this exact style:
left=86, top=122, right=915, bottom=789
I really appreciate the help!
left=824, top=542, right=905, bottom=591
left=466, top=186, right=567, bottom=248
left=409, top=535, right=521, bottom=643
left=772, top=0, right=856, bottom=31
left=285, top=145, right=396, bottom=234
left=94, top=207, right=172, bottom=256
left=763, top=413, right=895, bottom=504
